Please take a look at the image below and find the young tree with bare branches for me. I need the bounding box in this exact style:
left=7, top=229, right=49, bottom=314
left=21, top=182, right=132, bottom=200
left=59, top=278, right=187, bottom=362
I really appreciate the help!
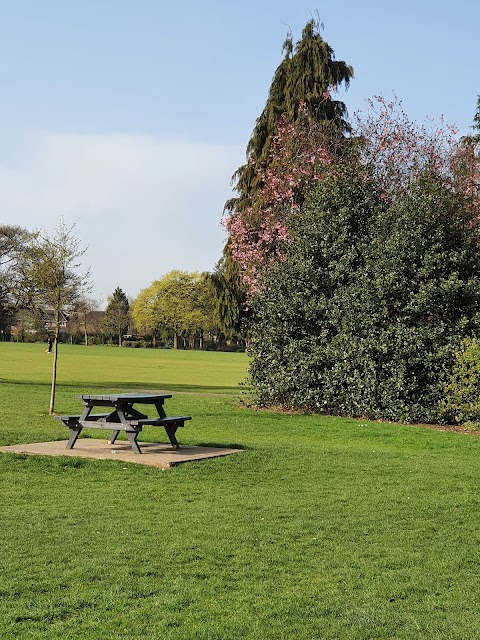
left=23, top=220, right=90, bottom=414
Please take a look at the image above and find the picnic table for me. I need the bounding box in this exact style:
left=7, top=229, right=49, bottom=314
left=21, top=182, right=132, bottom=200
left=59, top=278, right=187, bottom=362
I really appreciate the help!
left=54, top=393, right=191, bottom=454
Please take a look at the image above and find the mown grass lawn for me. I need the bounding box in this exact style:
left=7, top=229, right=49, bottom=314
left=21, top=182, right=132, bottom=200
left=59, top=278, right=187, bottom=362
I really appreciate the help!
left=1, top=342, right=479, bottom=639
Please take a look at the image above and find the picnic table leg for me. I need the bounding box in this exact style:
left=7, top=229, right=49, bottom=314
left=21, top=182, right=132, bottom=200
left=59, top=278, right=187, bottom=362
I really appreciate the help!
left=126, top=431, right=142, bottom=454
left=165, top=425, right=180, bottom=449
left=66, top=426, right=82, bottom=449
left=108, top=430, right=120, bottom=444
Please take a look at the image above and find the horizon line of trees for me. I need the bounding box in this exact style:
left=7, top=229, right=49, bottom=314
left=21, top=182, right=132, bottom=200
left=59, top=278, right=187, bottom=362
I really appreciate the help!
left=1, top=261, right=249, bottom=352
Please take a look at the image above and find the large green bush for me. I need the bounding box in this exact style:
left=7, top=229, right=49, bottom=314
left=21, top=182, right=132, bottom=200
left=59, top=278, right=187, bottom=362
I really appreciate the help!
left=249, top=165, right=480, bottom=423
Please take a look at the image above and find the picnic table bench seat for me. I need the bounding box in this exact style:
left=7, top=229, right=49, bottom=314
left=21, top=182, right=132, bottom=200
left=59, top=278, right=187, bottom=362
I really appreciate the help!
left=130, top=416, right=192, bottom=427
left=54, top=413, right=113, bottom=424
left=54, top=414, right=191, bottom=429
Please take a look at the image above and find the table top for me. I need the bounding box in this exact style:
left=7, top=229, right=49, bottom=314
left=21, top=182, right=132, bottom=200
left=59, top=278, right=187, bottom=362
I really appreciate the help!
left=78, top=393, right=173, bottom=403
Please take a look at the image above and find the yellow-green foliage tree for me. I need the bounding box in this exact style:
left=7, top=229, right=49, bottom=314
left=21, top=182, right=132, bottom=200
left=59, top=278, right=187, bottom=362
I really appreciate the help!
left=444, top=338, right=480, bottom=426
left=132, top=270, right=217, bottom=349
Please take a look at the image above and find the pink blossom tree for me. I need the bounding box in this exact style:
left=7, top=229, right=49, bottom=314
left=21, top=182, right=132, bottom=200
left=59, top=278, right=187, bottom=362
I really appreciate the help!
left=219, top=19, right=353, bottom=309
left=354, top=96, right=464, bottom=197
left=224, top=108, right=343, bottom=292
left=225, top=95, right=480, bottom=295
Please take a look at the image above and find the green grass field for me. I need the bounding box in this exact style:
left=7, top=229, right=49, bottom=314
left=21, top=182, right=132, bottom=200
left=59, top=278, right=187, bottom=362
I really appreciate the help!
left=1, top=342, right=479, bottom=639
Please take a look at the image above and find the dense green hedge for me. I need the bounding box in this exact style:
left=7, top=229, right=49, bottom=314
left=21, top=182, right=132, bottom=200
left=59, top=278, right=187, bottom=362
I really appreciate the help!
left=249, top=164, right=480, bottom=423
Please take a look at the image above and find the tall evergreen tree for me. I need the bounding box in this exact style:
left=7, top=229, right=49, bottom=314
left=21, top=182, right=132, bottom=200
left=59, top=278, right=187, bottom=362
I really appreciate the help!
left=461, top=96, right=480, bottom=146
left=206, top=256, right=248, bottom=337
left=225, top=18, right=353, bottom=219
left=103, top=287, right=130, bottom=347
left=217, top=19, right=353, bottom=326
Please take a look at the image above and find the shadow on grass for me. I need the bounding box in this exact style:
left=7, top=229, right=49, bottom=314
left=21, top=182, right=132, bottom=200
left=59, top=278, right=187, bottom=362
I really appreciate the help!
left=5, top=379, right=245, bottom=395
left=194, top=441, right=248, bottom=450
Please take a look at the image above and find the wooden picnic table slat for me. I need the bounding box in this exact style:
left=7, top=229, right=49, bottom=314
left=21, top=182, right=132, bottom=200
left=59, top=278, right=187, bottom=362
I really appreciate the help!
left=77, top=393, right=173, bottom=402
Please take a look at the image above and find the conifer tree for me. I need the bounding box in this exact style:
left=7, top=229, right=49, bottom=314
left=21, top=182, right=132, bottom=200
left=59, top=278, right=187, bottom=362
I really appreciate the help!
left=461, top=96, right=480, bottom=146
left=225, top=18, right=353, bottom=220
left=218, top=18, right=353, bottom=315
left=103, top=287, right=130, bottom=347
left=207, top=256, right=248, bottom=336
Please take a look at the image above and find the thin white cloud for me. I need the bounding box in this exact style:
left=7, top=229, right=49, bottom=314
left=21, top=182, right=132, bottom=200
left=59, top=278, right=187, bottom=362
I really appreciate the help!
left=0, top=130, right=244, bottom=305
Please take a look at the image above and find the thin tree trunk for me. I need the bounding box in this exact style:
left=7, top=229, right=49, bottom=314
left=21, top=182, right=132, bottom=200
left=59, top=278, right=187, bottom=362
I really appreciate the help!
left=49, top=337, right=58, bottom=414
left=49, top=308, right=60, bottom=415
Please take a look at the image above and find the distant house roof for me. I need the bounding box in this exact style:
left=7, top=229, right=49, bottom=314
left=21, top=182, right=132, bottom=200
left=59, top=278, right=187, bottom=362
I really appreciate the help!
left=42, top=309, right=69, bottom=329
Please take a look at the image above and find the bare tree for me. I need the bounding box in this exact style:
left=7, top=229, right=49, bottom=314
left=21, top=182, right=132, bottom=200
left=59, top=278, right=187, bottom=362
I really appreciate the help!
left=71, top=296, right=99, bottom=345
left=23, top=220, right=91, bottom=414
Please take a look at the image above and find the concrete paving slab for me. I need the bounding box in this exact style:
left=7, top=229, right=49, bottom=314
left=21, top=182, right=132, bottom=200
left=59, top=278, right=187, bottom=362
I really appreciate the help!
left=0, top=439, right=243, bottom=468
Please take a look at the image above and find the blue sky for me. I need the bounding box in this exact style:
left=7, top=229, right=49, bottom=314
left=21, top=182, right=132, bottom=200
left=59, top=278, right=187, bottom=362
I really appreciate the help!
left=0, top=0, right=478, bottom=304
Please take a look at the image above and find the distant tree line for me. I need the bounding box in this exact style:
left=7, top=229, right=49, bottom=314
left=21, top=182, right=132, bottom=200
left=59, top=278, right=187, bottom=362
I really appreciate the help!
left=1, top=240, right=248, bottom=351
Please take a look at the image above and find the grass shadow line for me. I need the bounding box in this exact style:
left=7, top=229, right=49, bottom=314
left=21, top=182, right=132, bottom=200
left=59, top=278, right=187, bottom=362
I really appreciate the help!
left=4, top=379, right=245, bottom=395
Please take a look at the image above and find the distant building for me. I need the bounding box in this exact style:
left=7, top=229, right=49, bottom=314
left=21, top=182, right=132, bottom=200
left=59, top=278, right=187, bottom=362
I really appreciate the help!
left=10, top=308, right=69, bottom=339
left=42, top=309, right=69, bottom=333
